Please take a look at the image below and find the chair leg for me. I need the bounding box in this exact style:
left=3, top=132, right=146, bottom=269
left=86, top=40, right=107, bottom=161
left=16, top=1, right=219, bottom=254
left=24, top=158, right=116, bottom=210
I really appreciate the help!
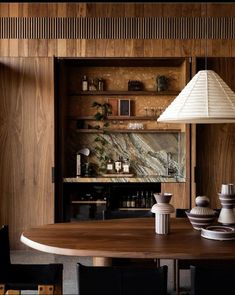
left=175, top=260, right=180, bottom=295
left=5, top=291, right=20, bottom=295
left=0, top=285, right=5, bottom=295
left=38, top=285, right=54, bottom=295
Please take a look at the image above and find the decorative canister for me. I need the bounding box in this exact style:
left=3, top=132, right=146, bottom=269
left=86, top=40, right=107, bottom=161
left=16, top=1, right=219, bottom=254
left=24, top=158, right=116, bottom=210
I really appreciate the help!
left=186, top=196, right=217, bottom=230
left=151, top=193, right=175, bottom=234
left=218, top=183, right=235, bottom=225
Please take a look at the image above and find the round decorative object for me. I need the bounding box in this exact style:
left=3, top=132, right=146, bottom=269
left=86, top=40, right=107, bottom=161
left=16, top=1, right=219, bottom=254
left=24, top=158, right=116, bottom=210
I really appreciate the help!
left=190, top=196, right=215, bottom=215
left=186, top=211, right=216, bottom=230
left=195, top=196, right=210, bottom=207
left=186, top=196, right=216, bottom=230
left=201, top=225, right=235, bottom=241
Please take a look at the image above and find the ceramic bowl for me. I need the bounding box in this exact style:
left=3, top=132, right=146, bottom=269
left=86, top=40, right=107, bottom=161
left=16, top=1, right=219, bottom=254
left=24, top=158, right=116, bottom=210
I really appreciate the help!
left=185, top=210, right=216, bottom=230
left=154, top=193, right=172, bottom=204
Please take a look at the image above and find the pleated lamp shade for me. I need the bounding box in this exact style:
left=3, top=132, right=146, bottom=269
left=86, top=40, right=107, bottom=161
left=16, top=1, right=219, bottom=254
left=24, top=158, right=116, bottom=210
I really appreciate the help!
left=157, top=70, right=235, bottom=123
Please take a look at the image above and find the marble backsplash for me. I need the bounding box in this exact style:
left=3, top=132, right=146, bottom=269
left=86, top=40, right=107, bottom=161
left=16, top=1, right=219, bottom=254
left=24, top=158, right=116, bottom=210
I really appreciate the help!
left=69, top=132, right=185, bottom=178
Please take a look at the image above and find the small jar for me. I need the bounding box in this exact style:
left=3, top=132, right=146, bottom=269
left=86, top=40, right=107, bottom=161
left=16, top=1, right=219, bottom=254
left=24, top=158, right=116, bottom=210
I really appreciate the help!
left=106, top=159, right=114, bottom=174
left=122, top=158, right=130, bottom=174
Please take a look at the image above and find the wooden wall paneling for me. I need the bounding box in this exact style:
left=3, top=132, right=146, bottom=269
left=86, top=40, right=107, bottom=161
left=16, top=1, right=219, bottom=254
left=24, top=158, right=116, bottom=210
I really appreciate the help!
left=47, top=4, right=58, bottom=57
left=0, top=4, right=9, bottom=56
left=133, top=40, right=145, bottom=57
left=29, top=4, right=48, bottom=56
left=17, top=3, right=29, bottom=57
left=143, top=3, right=163, bottom=17
left=195, top=57, right=235, bottom=209
left=161, top=183, right=189, bottom=210
left=85, top=40, right=96, bottom=57
left=9, top=4, right=19, bottom=57
left=182, top=3, right=202, bottom=17
left=143, top=3, right=163, bottom=56
left=196, top=124, right=235, bottom=209
left=56, top=3, right=68, bottom=57
left=114, top=40, right=126, bottom=57
left=76, top=39, right=86, bottom=57
left=0, top=57, right=54, bottom=249
left=65, top=3, right=81, bottom=57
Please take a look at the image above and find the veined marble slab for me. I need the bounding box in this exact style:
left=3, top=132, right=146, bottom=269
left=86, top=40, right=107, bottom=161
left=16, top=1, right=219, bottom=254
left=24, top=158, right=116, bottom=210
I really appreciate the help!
left=68, top=132, right=186, bottom=178
left=63, top=176, right=185, bottom=183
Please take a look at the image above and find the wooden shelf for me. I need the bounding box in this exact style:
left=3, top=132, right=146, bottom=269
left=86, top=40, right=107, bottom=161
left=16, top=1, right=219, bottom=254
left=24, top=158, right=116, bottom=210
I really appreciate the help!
left=119, top=208, right=151, bottom=211
left=75, top=129, right=181, bottom=133
left=69, top=115, right=160, bottom=121
left=71, top=200, right=107, bottom=204
left=70, top=90, right=179, bottom=96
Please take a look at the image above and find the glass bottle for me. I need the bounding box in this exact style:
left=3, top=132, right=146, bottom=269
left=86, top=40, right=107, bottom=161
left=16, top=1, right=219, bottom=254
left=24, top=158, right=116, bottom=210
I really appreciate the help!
left=114, top=156, right=122, bottom=173
left=141, top=191, right=146, bottom=208
left=131, top=196, right=136, bottom=208
left=126, top=196, right=131, bottom=208
left=82, top=75, right=88, bottom=91
left=106, top=158, right=114, bottom=174
left=122, top=158, right=130, bottom=174
left=98, top=78, right=104, bottom=91
left=89, top=79, right=96, bottom=91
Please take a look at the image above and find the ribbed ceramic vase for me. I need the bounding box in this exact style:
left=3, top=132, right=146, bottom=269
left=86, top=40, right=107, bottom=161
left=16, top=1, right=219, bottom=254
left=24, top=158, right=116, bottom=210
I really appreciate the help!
left=218, top=183, right=235, bottom=225
left=151, top=193, right=175, bottom=235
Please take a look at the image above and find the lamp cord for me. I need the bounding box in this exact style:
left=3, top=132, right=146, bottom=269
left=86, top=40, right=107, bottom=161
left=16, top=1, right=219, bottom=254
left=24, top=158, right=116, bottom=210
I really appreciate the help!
left=205, top=2, right=208, bottom=71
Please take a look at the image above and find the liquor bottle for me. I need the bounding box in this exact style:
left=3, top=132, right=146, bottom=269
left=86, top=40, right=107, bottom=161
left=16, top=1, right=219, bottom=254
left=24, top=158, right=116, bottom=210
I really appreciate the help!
left=136, top=191, right=141, bottom=208
left=82, top=75, right=88, bottom=91
left=141, top=191, right=146, bottom=208
left=122, top=196, right=127, bottom=208
left=97, top=78, right=104, bottom=91
left=89, top=79, right=97, bottom=91
left=126, top=196, right=131, bottom=208
left=131, top=195, right=136, bottom=208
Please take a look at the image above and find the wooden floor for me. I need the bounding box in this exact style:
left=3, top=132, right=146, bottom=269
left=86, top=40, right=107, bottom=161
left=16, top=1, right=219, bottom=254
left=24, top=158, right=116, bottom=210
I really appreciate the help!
left=11, top=250, right=191, bottom=295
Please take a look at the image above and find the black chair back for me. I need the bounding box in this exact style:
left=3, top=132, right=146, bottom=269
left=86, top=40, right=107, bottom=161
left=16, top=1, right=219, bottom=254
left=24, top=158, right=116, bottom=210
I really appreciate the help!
left=77, top=263, right=168, bottom=295
left=0, top=225, right=11, bottom=267
left=0, top=224, right=63, bottom=294
left=191, top=264, right=235, bottom=295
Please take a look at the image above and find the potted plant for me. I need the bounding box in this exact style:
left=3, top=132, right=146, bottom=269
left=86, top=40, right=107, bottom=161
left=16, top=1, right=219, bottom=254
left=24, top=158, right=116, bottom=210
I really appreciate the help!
left=90, top=101, right=112, bottom=173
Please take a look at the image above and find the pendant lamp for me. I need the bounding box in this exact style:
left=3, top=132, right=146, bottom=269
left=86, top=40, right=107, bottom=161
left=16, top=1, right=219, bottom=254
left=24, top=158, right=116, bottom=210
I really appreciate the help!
left=157, top=70, right=235, bottom=124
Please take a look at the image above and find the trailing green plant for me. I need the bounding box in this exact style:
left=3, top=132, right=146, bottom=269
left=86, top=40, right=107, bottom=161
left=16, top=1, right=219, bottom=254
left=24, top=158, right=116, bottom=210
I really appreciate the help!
left=91, top=101, right=112, bottom=173
left=91, top=101, right=112, bottom=129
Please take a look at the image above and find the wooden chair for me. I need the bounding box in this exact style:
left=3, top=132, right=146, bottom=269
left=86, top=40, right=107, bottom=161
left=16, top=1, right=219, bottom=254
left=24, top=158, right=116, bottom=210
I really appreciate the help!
left=0, top=225, right=63, bottom=295
left=190, top=264, right=235, bottom=295
left=77, top=263, right=168, bottom=295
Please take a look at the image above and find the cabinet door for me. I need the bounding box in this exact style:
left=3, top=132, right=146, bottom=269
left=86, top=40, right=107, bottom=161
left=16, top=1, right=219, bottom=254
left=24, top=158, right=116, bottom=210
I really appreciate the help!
left=0, top=57, right=54, bottom=249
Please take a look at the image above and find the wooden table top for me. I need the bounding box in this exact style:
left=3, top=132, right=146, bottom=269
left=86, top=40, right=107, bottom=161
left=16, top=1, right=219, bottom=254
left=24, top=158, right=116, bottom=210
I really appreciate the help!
left=20, top=218, right=235, bottom=260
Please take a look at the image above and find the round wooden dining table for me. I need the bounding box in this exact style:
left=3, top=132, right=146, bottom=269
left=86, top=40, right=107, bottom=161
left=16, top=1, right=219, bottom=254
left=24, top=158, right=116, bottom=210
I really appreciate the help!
left=21, top=217, right=235, bottom=266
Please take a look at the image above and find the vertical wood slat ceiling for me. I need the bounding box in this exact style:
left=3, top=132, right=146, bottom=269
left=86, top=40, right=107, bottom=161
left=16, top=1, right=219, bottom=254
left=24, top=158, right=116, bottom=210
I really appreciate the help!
left=0, top=17, right=235, bottom=39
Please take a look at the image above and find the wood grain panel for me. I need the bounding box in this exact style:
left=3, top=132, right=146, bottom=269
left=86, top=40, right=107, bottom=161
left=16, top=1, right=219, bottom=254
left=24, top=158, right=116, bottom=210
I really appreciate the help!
left=0, top=57, right=54, bottom=249
left=195, top=57, right=235, bottom=209
left=0, top=3, right=235, bottom=58
left=161, top=183, right=189, bottom=211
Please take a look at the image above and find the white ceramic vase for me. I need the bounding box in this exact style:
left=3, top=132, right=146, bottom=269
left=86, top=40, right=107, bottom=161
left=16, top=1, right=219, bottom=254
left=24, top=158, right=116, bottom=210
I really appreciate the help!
left=151, top=193, right=175, bottom=235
